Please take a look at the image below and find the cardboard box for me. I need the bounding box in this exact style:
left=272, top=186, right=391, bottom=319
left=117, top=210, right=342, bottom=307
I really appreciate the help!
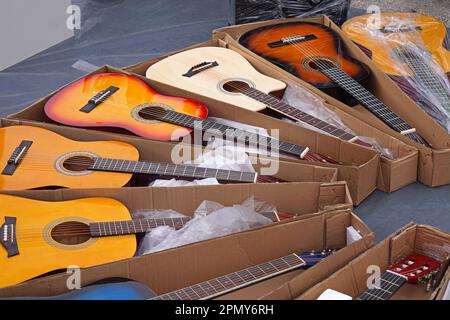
left=6, top=66, right=378, bottom=204
left=297, top=223, right=450, bottom=300
left=0, top=118, right=340, bottom=189
left=124, top=41, right=419, bottom=196
left=0, top=184, right=370, bottom=298
left=212, top=16, right=450, bottom=188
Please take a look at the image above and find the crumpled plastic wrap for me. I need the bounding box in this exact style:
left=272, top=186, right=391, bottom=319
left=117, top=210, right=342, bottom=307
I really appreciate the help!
left=136, top=197, right=275, bottom=255
left=229, top=0, right=351, bottom=26
left=342, top=13, right=450, bottom=133
left=282, top=82, right=395, bottom=159
left=149, top=178, right=220, bottom=187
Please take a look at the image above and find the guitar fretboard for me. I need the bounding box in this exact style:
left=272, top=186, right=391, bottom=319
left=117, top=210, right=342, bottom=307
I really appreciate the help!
left=356, top=270, right=407, bottom=300
left=90, top=158, right=257, bottom=183
left=89, top=211, right=280, bottom=237
left=153, top=110, right=309, bottom=158
left=319, top=65, right=426, bottom=145
left=397, top=47, right=450, bottom=114
left=150, top=253, right=305, bottom=300
left=242, top=87, right=357, bottom=141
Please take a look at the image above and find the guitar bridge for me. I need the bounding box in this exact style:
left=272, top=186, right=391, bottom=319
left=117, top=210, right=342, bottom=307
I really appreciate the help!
left=182, top=61, right=218, bottom=77
left=0, top=216, right=19, bottom=257
left=2, top=140, right=33, bottom=176
left=268, top=34, right=316, bottom=48
left=80, top=86, right=119, bottom=113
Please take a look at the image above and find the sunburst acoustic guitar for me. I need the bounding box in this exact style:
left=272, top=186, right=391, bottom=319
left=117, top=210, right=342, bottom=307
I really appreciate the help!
left=238, top=21, right=428, bottom=145
left=342, top=12, right=450, bottom=128
left=44, top=73, right=334, bottom=163
left=0, top=125, right=293, bottom=190
left=0, top=194, right=285, bottom=288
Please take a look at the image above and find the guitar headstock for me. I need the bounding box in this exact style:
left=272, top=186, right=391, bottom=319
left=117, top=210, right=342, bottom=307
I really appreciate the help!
left=297, top=249, right=335, bottom=268
left=388, top=254, right=441, bottom=284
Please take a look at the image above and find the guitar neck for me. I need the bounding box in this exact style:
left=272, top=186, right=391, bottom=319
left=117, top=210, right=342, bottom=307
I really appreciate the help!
left=356, top=270, right=407, bottom=300
left=89, top=211, right=280, bottom=237
left=89, top=157, right=257, bottom=183
left=319, top=65, right=426, bottom=145
left=241, top=87, right=357, bottom=142
left=399, top=52, right=450, bottom=114
left=154, top=110, right=309, bottom=159
left=151, top=253, right=305, bottom=300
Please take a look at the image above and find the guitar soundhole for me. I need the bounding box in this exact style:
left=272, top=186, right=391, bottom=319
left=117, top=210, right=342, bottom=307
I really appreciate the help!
left=63, top=156, right=94, bottom=172
left=51, top=221, right=91, bottom=245
left=307, top=59, right=335, bottom=70
left=302, top=56, right=339, bottom=72
left=222, top=80, right=250, bottom=93
left=137, top=106, right=167, bottom=121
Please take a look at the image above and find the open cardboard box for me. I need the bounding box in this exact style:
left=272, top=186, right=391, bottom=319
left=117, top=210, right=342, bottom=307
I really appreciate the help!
left=0, top=183, right=369, bottom=298
left=212, top=16, right=450, bottom=188
left=123, top=40, right=419, bottom=196
left=0, top=118, right=340, bottom=190
left=6, top=66, right=378, bottom=205
left=297, top=223, right=450, bottom=300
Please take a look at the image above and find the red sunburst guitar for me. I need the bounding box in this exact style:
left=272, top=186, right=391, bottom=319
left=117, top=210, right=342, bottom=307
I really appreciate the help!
left=44, top=73, right=335, bottom=163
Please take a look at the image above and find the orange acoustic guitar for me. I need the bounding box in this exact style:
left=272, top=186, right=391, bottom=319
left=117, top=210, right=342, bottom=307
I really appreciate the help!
left=342, top=12, right=450, bottom=120
left=239, top=21, right=427, bottom=145
left=44, top=72, right=334, bottom=163
left=0, top=194, right=285, bottom=288
left=0, top=125, right=291, bottom=191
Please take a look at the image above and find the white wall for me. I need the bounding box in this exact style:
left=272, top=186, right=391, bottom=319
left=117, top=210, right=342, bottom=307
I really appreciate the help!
left=0, top=0, right=74, bottom=70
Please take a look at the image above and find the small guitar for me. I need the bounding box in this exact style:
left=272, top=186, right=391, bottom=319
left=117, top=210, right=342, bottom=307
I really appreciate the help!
left=238, top=21, right=427, bottom=145
left=0, top=195, right=282, bottom=288
left=44, top=72, right=334, bottom=163
left=0, top=125, right=290, bottom=191
left=145, top=47, right=376, bottom=149
left=150, top=249, right=334, bottom=300
left=343, top=13, right=450, bottom=123
left=357, top=254, right=441, bottom=300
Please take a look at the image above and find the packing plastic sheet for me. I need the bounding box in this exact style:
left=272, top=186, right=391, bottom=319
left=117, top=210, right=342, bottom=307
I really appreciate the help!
left=342, top=12, right=450, bottom=133
left=135, top=197, right=275, bottom=255
left=229, top=0, right=351, bottom=26
left=282, top=82, right=395, bottom=159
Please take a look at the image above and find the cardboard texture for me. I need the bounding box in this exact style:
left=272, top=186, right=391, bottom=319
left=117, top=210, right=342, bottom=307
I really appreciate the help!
left=0, top=199, right=372, bottom=299
left=124, top=40, right=419, bottom=195
left=212, top=16, right=450, bottom=188
left=0, top=118, right=340, bottom=189
left=297, top=223, right=450, bottom=300
left=5, top=65, right=378, bottom=204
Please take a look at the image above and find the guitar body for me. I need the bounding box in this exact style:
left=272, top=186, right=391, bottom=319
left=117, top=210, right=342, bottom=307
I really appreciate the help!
left=342, top=12, right=450, bottom=77
left=5, top=279, right=155, bottom=300
left=0, top=195, right=136, bottom=288
left=44, top=73, right=208, bottom=141
left=145, top=46, right=286, bottom=112
left=0, top=125, right=138, bottom=190
left=238, top=21, right=370, bottom=89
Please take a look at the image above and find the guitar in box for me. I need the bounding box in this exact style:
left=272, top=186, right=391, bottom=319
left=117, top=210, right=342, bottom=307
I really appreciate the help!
left=0, top=125, right=289, bottom=190
left=342, top=12, right=450, bottom=126
left=357, top=254, right=442, bottom=300
left=0, top=195, right=283, bottom=288
left=44, top=73, right=334, bottom=163
left=238, top=21, right=428, bottom=145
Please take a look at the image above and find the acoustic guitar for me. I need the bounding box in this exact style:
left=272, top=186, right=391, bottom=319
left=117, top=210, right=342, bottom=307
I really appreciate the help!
left=0, top=195, right=282, bottom=288
left=0, top=125, right=289, bottom=191
left=44, top=72, right=334, bottom=163
left=357, top=254, right=441, bottom=300
left=238, top=21, right=427, bottom=145
left=342, top=12, right=450, bottom=119
left=2, top=250, right=330, bottom=299
left=145, top=46, right=373, bottom=149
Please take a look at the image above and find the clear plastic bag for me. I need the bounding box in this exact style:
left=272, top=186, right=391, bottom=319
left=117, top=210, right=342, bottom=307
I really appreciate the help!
left=342, top=12, right=450, bottom=133
left=136, top=197, right=275, bottom=255
left=282, top=82, right=396, bottom=159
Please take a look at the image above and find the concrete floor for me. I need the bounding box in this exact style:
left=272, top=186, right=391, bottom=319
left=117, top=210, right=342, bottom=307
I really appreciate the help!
left=352, top=0, right=450, bottom=26
left=0, top=0, right=449, bottom=242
